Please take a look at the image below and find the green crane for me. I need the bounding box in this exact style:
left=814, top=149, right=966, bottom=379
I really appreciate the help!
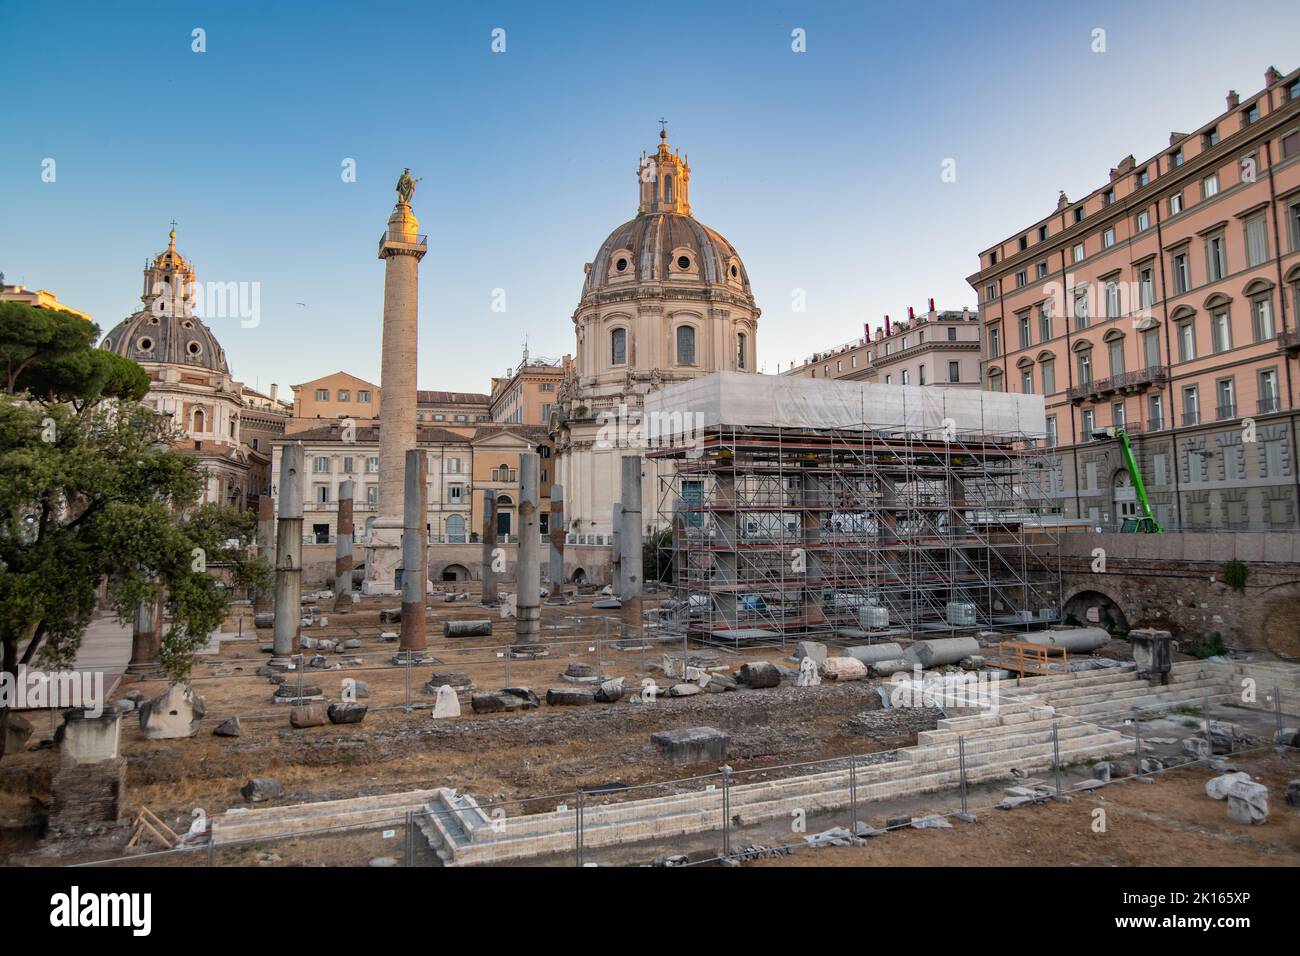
left=1115, top=428, right=1163, bottom=533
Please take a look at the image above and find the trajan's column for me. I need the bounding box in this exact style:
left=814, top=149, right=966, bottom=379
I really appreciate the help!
left=364, top=169, right=427, bottom=594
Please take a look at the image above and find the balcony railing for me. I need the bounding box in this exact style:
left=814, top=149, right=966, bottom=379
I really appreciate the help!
left=1215, top=403, right=1238, bottom=421
left=1146, top=416, right=1164, bottom=433
left=1258, top=395, right=1282, bottom=414
left=1279, top=329, right=1300, bottom=352
left=1066, top=365, right=1168, bottom=403
left=1182, top=410, right=1201, bottom=427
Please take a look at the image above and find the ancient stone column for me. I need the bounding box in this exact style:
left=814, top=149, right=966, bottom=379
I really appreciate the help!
left=126, top=595, right=161, bottom=677
left=396, top=449, right=428, bottom=662
left=513, top=453, right=541, bottom=650
left=364, top=189, right=426, bottom=594
left=547, top=483, right=565, bottom=602
left=271, top=443, right=304, bottom=666
left=611, top=502, right=623, bottom=596
left=480, top=489, right=499, bottom=606
left=619, top=456, right=643, bottom=635
left=334, top=479, right=354, bottom=613
left=253, top=495, right=274, bottom=624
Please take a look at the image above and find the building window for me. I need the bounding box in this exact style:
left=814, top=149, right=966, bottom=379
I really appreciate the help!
left=1074, top=207, right=1085, bottom=223
left=1102, top=227, right=1116, bottom=248
left=988, top=326, right=1001, bottom=358
left=1104, top=189, right=1115, bottom=205
left=1074, top=289, right=1089, bottom=330
left=676, top=326, right=696, bottom=365
left=1072, top=243, right=1085, bottom=263
left=1082, top=408, right=1095, bottom=435
left=1136, top=210, right=1150, bottom=232
left=1039, top=225, right=1048, bottom=241
left=1183, top=385, right=1200, bottom=426
left=1245, top=214, right=1269, bottom=267
left=1104, top=281, right=1120, bottom=318
left=337, top=390, right=350, bottom=402
left=918, top=365, right=926, bottom=385
left=1172, top=251, right=1190, bottom=294
left=1077, top=351, right=1092, bottom=385
left=1216, top=378, right=1237, bottom=420
left=1205, top=128, right=1219, bottom=148
left=947, top=361, right=960, bottom=383
left=1259, top=369, right=1280, bottom=413
left=366, top=456, right=379, bottom=473
left=737, top=332, right=747, bottom=369
left=316, top=485, right=329, bottom=504
left=1148, top=393, right=1164, bottom=431
left=1286, top=130, right=1300, bottom=160
left=1211, top=309, right=1232, bottom=352
left=1045, top=415, right=1057, bottom=447
left=1018, top=314, right=1031, bottom=348
left=1205, top=234, right=1226, bottom=281
left=1251, top=295, right=1274, bottom=341
left=1202, top=174, right=1219, bottom=199
left=1171, top=148, right=1184, bottom=167
left=610, top=327, right=627, bottom=365
left=1136, top=168, right=1150, bottom=188
left=1108, top=338, right=1125, bottom=376
left=1243, top=103, right=1260, bottom=125
left=1139, top=267, right=1155, bottom=311
left=1016, top=270, right=1027, bottom=288
left=901, top=369, right=910, bottom=385
left=987, top=371, right=1002, bottom=392
left=358, top=390, right=371, bottom=403
left=1177, top=319, right=1196, bottom=362
left=1041, top=359, right=1055, bottom=394
left=342, top=457, right=354, bottom=474
left=1036, top=260, right=1048, bottom=279
left=986, top=283, right=997, bottom=302
left=947, top=327, right=956, bottom=341
left=1141, top=329, right=1160, bottom=368
left=446, top=514, right=466, bottom=543
left=1169, top=192, right=1184, bottom=215
left=1112, top=401, right=1126, bottom=429
left=366, top=485, right=377, bottom=505
left=315, top=389, right=329, bottom=401
left=1290, top=200, right=1300, bottom=252
left=1038, top=305, right=1051, bottom=342
left=1020, top=367, right=1033, bottom=394
left=313, top=456, right=329, bottom=473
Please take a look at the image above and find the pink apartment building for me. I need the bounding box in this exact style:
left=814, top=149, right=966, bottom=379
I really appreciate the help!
left=969, top=66, right=1300, bottom=531
left=783, top=301, right=983, bottom=387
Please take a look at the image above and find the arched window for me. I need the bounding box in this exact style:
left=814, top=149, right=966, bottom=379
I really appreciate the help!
left=611, top=327, right=627, bottom=365
left=193, top=408, right=206, bottom=433
left=664, top=175, right=674, bottom=204
left=445, top=514, right=466, bottom=543
left=676, top=325, right=696, bottom=365
left=737, top=332, right=747, bottom=369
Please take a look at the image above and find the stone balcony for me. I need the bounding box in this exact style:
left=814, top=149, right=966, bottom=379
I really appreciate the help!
left=1067, top=364, right=1169, bottom=403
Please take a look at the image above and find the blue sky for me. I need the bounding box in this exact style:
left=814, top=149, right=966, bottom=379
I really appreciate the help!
left=2, top=0, right=1297, bottom=395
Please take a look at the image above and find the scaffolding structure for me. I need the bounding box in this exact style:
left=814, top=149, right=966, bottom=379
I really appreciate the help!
left=649, top=420, right=1062, bottom=645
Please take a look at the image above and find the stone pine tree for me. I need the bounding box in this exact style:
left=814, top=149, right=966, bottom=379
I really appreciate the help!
left=0, top=302, right=270, bottom=760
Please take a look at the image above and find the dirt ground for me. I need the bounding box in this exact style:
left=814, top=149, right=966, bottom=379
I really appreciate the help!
left=749, top=748, right=1300, bottom=867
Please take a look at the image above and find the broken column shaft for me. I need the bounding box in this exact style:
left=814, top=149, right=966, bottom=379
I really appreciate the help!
left=334, top=479, right=354, bottom=613
left=480, top=488, right=499, bottom=606
left=271, top=443, right=304, bottom=666
left=126, top=594, right=161, bottom=677
left=513, top=453, right=542, bottom=650
left=611, top=502, right=623, bottom=595
left=619, top=456, right=643, bottom=635
left=548, top=483, right=565, bottom=601
left=397, top=449, right=428, bottom=661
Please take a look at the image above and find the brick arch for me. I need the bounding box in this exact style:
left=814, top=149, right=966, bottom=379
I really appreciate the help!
left=1062, top=584, right=1132, bottom=634
left=1247, top=581, right=1300, bottom=660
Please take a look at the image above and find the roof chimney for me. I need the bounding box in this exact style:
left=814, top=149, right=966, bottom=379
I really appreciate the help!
left=270, top=383, right=278, bottom=401
left=907, top=306, right=915, bottom=321
left=1226, top=89, right=1240, bottom=109
left=1265, top=66, right=1282, bottom=86
left=884, top=314, right=891, bottom=335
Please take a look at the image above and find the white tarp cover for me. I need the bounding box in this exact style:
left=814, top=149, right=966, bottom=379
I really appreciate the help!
left=642, top=372, right=1045, bottom=438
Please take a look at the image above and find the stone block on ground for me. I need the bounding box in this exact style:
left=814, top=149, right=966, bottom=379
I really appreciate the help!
left=1183, top=736, right=1211, bottom=759
left=668, top=683, right=701, bottom=697
left=424, top=672, right=473, bottom=693
left=1285, top=780, right=1300, bottom=808
left=327, top=702, right=368, bottom=724
left=594, top=677, right=625, bottom=702
left=1225, top=780, right=1268, bottom=824
left=289, top=702, right=328, bottom=728
left=379, top=608, right=402, bottom=624
left=431, top=685, right=460, bottom=718
left=138, top=684, right=206, bottom=740
left=213, top=717, right=242, bottom=737
left=4, top=713, right=33, bottom=755
left=794, top=641, right=827, bottom=665
left=651, top=726, right=729, bottom=765
left=1206, top=771, right=1251, bottom=800
left=547, top=686, right=596, bottom=706
left=820, top=657, right=868, bottom=681
left=736, top=661, right=781, bottom=689
left=241, top=778, right=284, bottom=802
left=443, top=619, right=492, bottom=638
left=47, top=757, right=126, bottom=838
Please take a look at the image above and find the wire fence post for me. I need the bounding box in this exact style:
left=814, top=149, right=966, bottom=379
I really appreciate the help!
left=404, top=810, right=414, bottom=867
left=849, top=754, right=859, bottom=831
left=1202, top=687, right=1210, bottom=740
left=721, top=769, right=732, bottom=858
left=575, top=789, right=584, bottom=867
left=958, top=737, right=968, bottom=816
left=1052, top=722, right=1062, bottom=794
left=1134, top=710, right=1143, bottom=771
left=405, top=654, right=413, bottom=708
left=1274, top=685, right=1282, bottom=745
left=206, top=834, right=215, bottom=867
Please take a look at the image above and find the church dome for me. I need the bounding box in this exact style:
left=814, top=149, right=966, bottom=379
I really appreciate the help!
left=584, top=212, right=753, bottom=296
left=99, top=227, right=232, bottom=375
